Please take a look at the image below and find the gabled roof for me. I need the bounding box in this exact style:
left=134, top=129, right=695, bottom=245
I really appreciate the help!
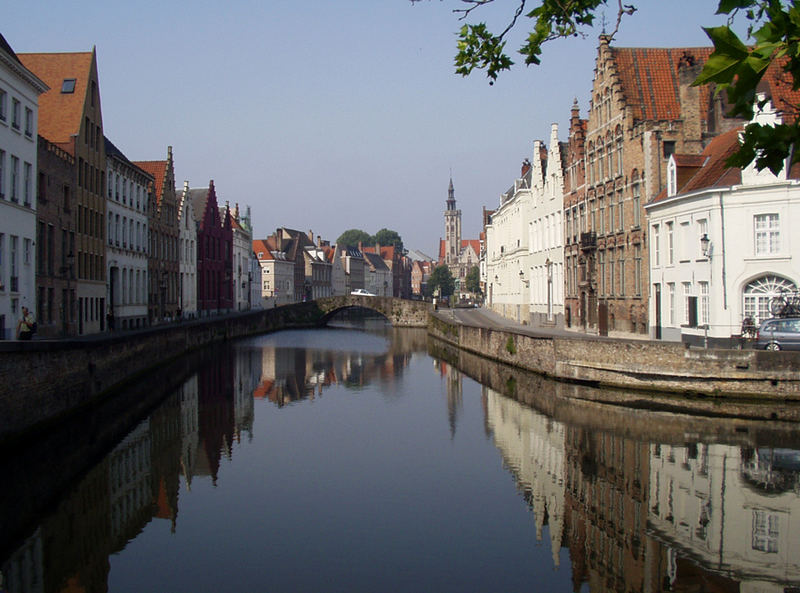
left=363, top=251, right=390, bottom=271
left=133, top=160, right=167, bottom=200
left=650, top=128, right=742, bottom=204
left=18, top=50, right=94, bottom=149
left=611, top=46, right=714, bottom=122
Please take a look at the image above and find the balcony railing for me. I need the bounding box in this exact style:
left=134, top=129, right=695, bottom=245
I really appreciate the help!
left=580, top=231, right=597, bottom=251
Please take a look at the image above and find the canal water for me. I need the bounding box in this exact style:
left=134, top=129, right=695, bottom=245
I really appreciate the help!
left=3, top=323, right=800, bottom=592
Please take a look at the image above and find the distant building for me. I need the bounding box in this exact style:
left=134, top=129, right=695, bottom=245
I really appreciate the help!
left=227, top=203, right=253, bottom=311
left=438, top=177, right=480, bottom=294
left=187, top=180, right=232, bottom=315
left=134, top=147, right=180, bottom=324
left=253, top=237, right=293, bottom=306
left=176, top=180, right=197, bottom=318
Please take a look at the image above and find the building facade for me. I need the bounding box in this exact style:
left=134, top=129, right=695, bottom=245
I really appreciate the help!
left=647, top=98, right=800, bottom=345
left=229, top=203, right=253, bottom=311
left=35, top=135, right=76, bottom=337
left=253, top=238, right=294, bottom=307
left=177, top=180, right=197, bottom=318
left=105, top=137, right=150, bottom=330
left=134, top=147, right=180, bottom=324
left=21, top=49, right=109, bottom=335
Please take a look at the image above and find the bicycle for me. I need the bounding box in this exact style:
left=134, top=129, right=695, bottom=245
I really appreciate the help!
left=769, top=290, right=800, bottom=317
left=741, top=316, right=757, bottom=340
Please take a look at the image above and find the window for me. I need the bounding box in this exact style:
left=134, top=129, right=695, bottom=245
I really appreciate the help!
left=0, top=150, right=4, bottom=198
left=598, top=197, right=605, bottom=235
left=23, top=238, right=30, bottom=265
left=618, top=247, right=625, bottom=295
left=752, top=510, right=779, bottom=553
left=61, top=79, right=76, bottom=93
left=699, top=281, right=709, bottom=325
left=668, top=283, right=675, bottom=325
left=0, top=89, right=6, bottom=121
left=598, top=251, right=606, bottom=296
left=608, top=248, right=615, bottom=296
left=652, top=224, right=660, bottom=266
left=23, top=162, right=31, bottom=206
left=11, top=98, right=20, bottom=130
left=24, top=108, right=33, bottom=137
left=10, top=236, right=17, bottom=292
left=743, top=275, right=797, bottom=324
left=667, top=222, right=674, bottom=265
left=617, top=192, right=624, bottom=230
left=632, top=178, right=641, bottom=228
left=682, top=282, right=692, bottom=325
left=754, top=213, right=780, bottom=255
left=663, top=140, right=676, bottom=158
left=634, top=245, right=642, bottom=296
left=10, top=156, right=18, bottom=202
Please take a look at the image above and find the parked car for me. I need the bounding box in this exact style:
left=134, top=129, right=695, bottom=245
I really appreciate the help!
left=755, top=317, right=800, bottom=351
left=350, top=288, right=376, bottom=297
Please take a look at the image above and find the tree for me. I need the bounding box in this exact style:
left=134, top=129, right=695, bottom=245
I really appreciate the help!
left=336, top=229, right=374, bottom=248
left=412, top=0, right=800, bottom=174
left=428, top=265, right=456, bottom=298
left=465, top=265, right=481, bottom=294
left=374, top=228, right=404, bottom=252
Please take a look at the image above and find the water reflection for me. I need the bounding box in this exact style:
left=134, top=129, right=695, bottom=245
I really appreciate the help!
left=2, top=328, right=800, bottom=592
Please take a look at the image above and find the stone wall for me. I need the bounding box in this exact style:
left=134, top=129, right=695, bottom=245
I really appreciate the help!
left=428, top=314, right=800, bottom=401
left=0, top=302, right=324, bottom=446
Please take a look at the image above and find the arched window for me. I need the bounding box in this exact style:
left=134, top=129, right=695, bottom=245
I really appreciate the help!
left=615, top=125, right=624, bottom=176
left=587, top=142, right=595, bottom=185
left=743, top=275, right=798, bottom=324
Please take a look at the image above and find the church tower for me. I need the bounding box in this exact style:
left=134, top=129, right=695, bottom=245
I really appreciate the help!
left=444, top=177, right=461, bottom=266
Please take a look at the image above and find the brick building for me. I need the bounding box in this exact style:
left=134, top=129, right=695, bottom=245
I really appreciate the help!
left=563, top=38, right=722, bottom=334
left=134, top=147, right=180, bottom=323
left=20, top=49, right=108, bottom=334
left=35, top=135, right=77, bottom=337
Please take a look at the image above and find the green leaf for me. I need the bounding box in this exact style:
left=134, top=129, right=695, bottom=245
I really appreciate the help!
left=716, top=0, right=756, bottom=15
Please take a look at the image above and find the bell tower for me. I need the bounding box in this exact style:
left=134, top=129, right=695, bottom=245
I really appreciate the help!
left=444, top=177, right=461, bottom=267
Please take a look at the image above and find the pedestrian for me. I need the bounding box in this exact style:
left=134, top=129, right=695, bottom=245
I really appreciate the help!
left=16, top=306, right=35, bottom=340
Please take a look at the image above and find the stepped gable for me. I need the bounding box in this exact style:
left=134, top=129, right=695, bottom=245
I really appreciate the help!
left=18, top=50, right=94, bottom=152
left=133, top=159, right=168, bottom=202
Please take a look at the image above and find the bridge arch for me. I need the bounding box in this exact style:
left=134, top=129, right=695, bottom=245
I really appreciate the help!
left=315, top=296, right=430, bottom=328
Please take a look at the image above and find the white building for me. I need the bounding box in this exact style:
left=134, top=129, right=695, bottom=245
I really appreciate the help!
left=646, top=97, right=800, bottom=345
left=105, top=137, right=150, bottom=330
left=363, top=250, right=392, bottom=297
left=327, top=243, right=347, bottom=296
left=249, top=251, right=261, bottom=310
left=253, top=238, right=294, bottom=307
left=485, top=160, right=534, bottom=323
left=177, top=180, right=197, bottom=318
left=527, top=124, right=565, bottom=329
left=0, top=34, right=47, bottom=338
left=229, top=203, right=253, bottom=311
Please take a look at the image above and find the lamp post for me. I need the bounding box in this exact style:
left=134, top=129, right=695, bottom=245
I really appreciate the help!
left=699, top=234, right=711, bottom=348
left=545, top=258, right=553, bottom=321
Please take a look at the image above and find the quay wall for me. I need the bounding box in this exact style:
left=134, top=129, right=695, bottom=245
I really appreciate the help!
left=0, top=302, right=325, bottom=446
left=428, top=314, right=800, bottom=403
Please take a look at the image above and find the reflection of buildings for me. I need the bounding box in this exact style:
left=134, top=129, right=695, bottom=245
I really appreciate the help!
left=433, top=360, right=463, bottom=438
left=562, top=421, right=650, bottom=593
left=649, top=443, right=800, bottom=591
left=251, top=335, right=415, bottom=407
left=233, top=348, right=258, bottom=442
left=483, top=387, right=565, bottom=565
left=109, top=421, right=152, bottom=548
left=2, top=529, right=42, bottom=593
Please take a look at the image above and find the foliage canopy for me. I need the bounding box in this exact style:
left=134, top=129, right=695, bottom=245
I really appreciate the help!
left=427, top=265, right=456, bottom=298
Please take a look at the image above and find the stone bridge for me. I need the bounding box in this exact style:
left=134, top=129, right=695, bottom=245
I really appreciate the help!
left=314, top=296, right=431, bottom=327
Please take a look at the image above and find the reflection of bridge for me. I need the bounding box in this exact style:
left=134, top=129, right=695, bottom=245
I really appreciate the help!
left=314, top=296, right=430, bottom=328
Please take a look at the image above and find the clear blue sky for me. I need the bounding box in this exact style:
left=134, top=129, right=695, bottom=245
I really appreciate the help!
left=7, top=1, right=739, bottom=256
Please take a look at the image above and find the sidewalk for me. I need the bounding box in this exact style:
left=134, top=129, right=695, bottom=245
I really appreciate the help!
left=439, top=305, right=652, bottom=341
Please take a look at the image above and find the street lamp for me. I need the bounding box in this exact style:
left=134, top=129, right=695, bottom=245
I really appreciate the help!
left=545, top=258, right=553, bottom=321
left=700, top=233, right=711, bottom=258
left=518, top=269, right=529, bottom=286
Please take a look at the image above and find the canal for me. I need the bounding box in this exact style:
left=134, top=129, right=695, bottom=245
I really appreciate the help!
left=2, top=322, right=800, bottom=592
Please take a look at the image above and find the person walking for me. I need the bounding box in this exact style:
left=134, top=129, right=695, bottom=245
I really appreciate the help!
left=16, top=306, right=36, bottom=340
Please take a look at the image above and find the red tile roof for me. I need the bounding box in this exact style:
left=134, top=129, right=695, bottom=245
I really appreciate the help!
left=133, top=160, right=167, bottom=200
left=651, top=128, right=743, bottom=204
left=611, top=46, right=714, bottom=123
left=17, top=51, right=94, bottom=151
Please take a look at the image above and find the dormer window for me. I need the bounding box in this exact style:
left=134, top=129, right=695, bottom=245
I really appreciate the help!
left=61, top=79, right=76, bottom=94
left=667, top=156, right=677, bottom=197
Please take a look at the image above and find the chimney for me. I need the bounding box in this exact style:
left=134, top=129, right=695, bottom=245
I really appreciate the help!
left=183, top=180, right=189, bottom=193
left=307, top=230, right=313, bottom=242
left=521, top=158, right=531, bottom=178
left=678, top=52, right=703, bottom=153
